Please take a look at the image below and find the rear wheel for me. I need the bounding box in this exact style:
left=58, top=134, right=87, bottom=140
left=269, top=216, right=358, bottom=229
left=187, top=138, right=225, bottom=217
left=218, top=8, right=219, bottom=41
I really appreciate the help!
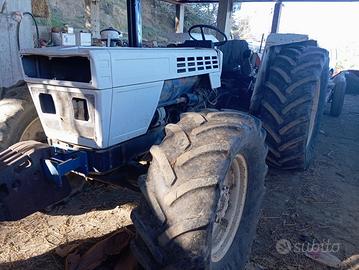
left=254, top=44, right=329, bottom=170
left=0, top=83, right=45, bottom=151
left=330, top=73, right=346, bottom=117
left=131, top=111, right=267, bottom=269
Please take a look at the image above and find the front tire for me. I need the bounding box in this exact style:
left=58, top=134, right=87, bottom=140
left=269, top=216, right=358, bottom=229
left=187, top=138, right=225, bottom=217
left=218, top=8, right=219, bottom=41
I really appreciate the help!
left=131, top=111, right=267, bottom=269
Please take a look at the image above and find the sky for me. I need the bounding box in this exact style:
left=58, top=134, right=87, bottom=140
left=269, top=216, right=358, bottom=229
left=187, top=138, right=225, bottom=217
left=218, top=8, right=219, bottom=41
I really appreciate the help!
left=234, top=2, right=359, bottom=69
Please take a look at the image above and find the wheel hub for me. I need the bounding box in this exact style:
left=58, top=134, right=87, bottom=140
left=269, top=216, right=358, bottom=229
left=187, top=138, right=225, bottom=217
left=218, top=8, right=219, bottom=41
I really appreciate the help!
left=211, top=154, right=248, bottom=263
left=215, top=185, right=230, bottom=224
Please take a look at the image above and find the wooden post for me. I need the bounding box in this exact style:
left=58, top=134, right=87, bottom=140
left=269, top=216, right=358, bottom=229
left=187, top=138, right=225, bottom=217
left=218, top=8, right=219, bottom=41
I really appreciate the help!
left=85, top=0, right=100, bottom=38
left=216, top=0, right=233, bottom=40
left=271, top=1, right=282, bottom=33
left=175, top=4, right=184, bottom=33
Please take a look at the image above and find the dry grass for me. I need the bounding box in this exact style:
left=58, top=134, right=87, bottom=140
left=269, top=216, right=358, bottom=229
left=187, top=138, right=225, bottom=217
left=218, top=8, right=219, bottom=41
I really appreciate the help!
left=0, top=182, right=140, bottom=270
left=32, top=0, right=50, bottom=18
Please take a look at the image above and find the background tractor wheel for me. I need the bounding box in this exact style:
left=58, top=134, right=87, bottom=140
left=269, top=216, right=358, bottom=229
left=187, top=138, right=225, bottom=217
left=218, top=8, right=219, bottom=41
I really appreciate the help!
left=254, top=44, right=329, bottom=170
left=330, top=72, right=346, bottom=117
left=0, top=82, right=45, bottom=151
left=131, top=111, right=267, bottom=269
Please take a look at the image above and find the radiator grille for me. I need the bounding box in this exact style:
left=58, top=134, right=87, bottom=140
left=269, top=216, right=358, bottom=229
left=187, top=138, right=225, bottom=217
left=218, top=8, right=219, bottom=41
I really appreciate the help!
left=177, top=56, right=218, bottom=73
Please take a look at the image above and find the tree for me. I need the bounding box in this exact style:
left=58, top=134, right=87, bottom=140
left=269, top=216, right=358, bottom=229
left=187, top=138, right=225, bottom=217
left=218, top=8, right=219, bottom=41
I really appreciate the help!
left=231, top=11, right=251, bottom=40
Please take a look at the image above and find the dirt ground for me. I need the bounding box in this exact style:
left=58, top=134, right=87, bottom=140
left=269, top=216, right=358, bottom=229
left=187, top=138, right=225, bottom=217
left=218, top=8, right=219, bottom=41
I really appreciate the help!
left=250, top=94, right=359, bottom=269
left=0, top=182, right=140, bottom=270
left=0, top=95, right=358, bottom=270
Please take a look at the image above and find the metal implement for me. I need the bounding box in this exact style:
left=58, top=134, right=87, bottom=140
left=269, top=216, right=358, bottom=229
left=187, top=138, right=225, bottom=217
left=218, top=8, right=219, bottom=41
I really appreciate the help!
left=0, top=141, right=71, bottom=221
left=44, top=149, right=88, bottom=187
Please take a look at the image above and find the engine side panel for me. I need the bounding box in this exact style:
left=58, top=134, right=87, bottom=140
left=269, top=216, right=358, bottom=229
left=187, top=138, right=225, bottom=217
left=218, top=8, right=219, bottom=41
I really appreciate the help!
left=109, top=81, right=164, bottom=146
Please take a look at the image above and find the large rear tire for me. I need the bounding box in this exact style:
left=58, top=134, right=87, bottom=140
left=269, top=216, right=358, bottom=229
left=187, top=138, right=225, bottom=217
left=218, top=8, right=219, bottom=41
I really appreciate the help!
left=131, top=111, right=267, bottom=269
left=255, top=44, right=329, bottom=170
left=0, top=83, right=45, bottom=151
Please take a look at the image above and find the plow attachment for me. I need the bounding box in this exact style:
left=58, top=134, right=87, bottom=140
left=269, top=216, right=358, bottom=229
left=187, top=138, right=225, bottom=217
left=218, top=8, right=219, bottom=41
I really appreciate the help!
left=0, top=141, right=72, bottom=221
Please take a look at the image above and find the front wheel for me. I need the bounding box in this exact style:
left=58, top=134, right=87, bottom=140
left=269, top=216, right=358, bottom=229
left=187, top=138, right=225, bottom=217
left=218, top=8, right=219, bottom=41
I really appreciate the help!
left=131, top=111, right=268, bottom=269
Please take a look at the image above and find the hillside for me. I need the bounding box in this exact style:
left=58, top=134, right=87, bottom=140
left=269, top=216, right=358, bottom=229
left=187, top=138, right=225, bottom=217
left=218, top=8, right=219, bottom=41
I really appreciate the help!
left=38, top=0, right=217, bottom=42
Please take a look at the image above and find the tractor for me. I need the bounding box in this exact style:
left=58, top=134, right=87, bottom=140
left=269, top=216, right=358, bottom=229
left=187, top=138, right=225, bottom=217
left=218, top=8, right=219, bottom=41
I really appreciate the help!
left=0, top=18, right=333, bottom=270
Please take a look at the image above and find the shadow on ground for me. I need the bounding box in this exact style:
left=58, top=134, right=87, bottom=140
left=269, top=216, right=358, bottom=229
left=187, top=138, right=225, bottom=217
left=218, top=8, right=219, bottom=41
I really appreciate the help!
left=0, top=226, right=136, bottom=270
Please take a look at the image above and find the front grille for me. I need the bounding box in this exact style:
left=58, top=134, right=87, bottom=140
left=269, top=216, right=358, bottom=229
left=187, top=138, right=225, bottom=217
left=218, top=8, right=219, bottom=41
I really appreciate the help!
left=176, top=55, right=218, bottom=73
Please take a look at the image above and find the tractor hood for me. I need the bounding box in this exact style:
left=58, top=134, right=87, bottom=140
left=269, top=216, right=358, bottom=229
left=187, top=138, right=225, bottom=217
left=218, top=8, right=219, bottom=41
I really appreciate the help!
left=20, top=46, right=221, bottom=90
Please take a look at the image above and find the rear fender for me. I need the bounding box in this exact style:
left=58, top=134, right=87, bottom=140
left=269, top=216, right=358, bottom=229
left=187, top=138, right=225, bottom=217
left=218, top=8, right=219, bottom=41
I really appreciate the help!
left=250, top=34, right=317, bottom=114
left=265, top=33, right=309, bottom=48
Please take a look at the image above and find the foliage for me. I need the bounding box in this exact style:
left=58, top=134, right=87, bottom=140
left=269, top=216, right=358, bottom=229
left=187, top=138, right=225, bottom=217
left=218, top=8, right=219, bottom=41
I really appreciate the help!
left=231, top=16, right=250, bottom=40
left=184, top=3, right=218, bottom=31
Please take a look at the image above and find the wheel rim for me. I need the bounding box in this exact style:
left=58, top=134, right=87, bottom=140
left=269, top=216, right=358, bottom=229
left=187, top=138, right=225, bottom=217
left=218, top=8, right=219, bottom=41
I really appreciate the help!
left=307, top=80, right=321, bottom=147
left=211, top=154, right=248, bottom=263
left=19, top=117, right=45, bottom=142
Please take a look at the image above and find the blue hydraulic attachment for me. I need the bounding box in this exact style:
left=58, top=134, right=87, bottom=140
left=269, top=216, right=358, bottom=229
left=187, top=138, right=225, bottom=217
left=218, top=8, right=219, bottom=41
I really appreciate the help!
left=43, top=148, right=89, bottom=187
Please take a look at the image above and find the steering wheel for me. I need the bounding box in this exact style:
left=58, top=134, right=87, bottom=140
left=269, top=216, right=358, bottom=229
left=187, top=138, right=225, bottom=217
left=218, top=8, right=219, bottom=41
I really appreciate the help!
left=188, top=24, right=228, bottom=47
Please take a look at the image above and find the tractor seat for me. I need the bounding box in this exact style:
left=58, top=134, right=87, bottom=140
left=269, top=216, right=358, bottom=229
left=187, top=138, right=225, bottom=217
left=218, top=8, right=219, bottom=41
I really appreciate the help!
left=219, top=40, right=252, bottom=77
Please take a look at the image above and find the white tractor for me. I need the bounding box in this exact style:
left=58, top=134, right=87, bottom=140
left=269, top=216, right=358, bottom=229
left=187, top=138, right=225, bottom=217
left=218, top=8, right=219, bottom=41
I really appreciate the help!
left=0, top=24, right=330, bottom=269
